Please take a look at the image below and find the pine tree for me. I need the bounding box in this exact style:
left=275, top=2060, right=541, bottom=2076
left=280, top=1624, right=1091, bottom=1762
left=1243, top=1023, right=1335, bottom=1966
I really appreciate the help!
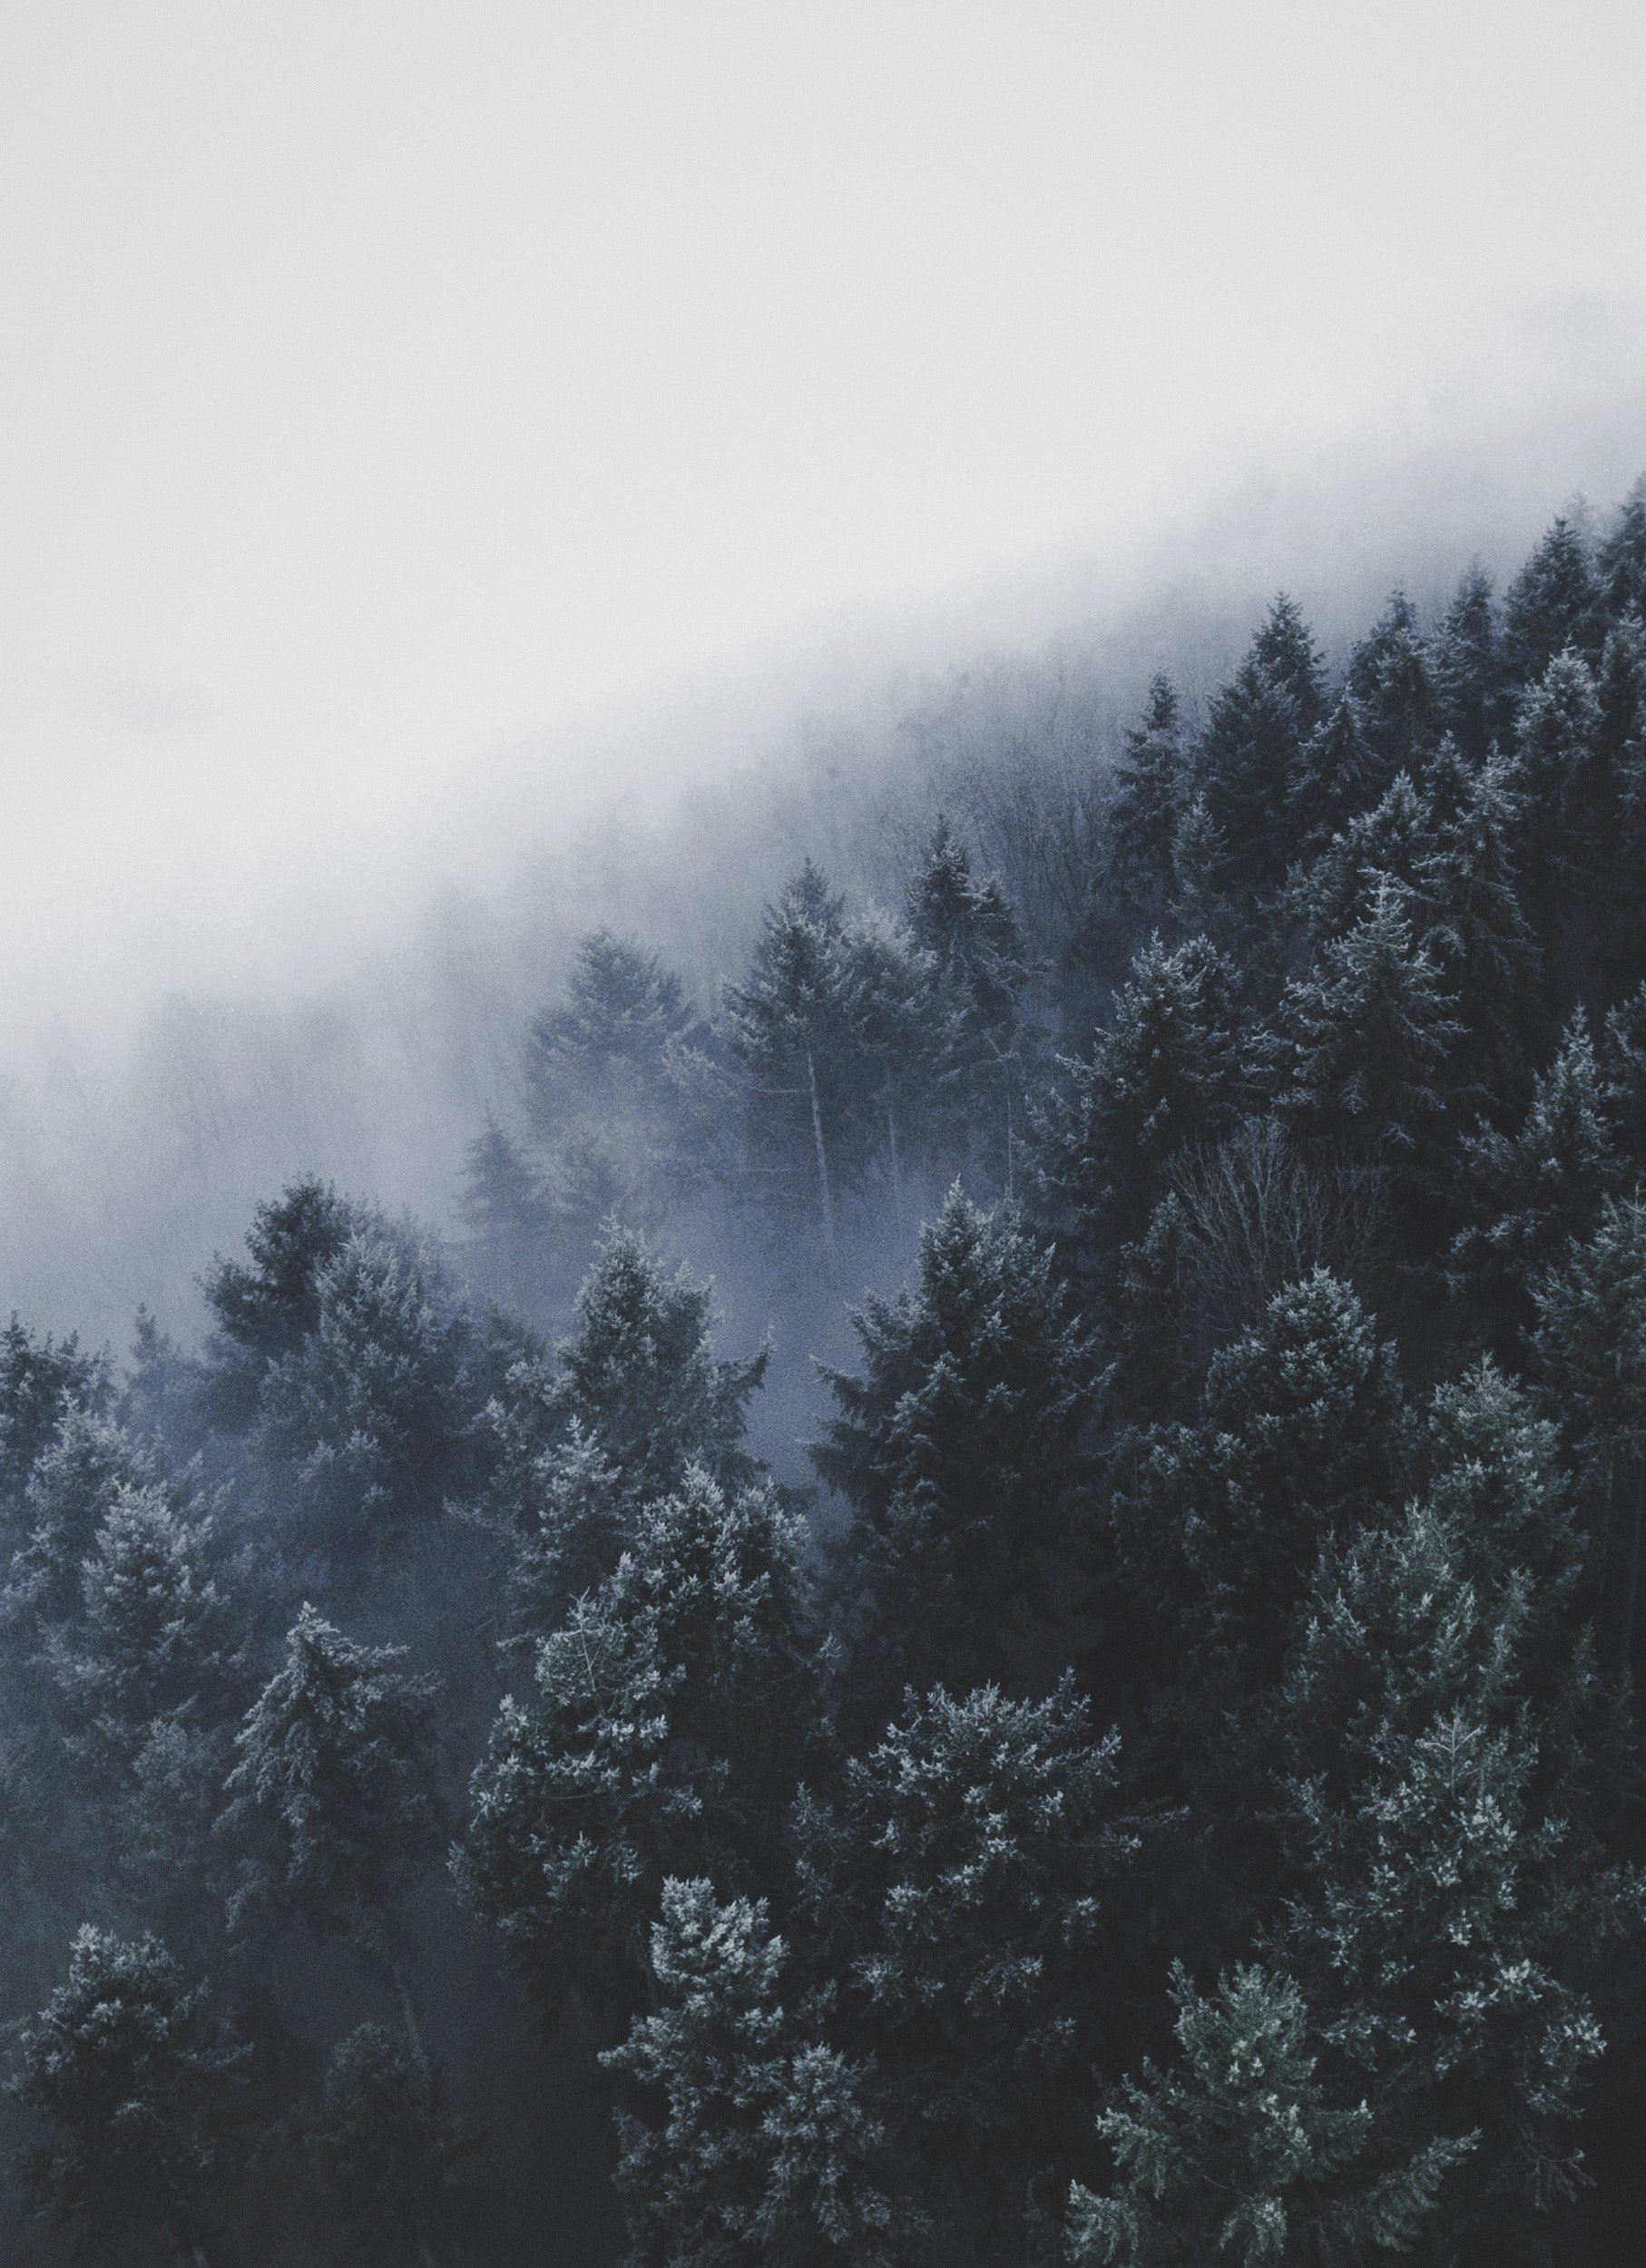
left=58, top=1480, right=236, bottom=1743
left=1269, top=1499, right=1625, bottom=2222
left=0, top=1315, right=112, bottom=1531
left=1067, top=1961, right=1463, bottom=2267
left=1430, top=562, right=1504, bottom=761
left=1601, top=975, right=1646, bottom=1167
left=1273, top=878, right=1465, bottom=1208
left=1502, top=514, right=1599, bottom=686
left=222, top=1604, right=443, bottom=1957
left=313, top=2023, right=490, bottom=2267
left=458, top=1113, right=554, bottom=1313
left=1346, top=588, right=1438, bottom=777
left=1505, top=649, right=1603, bottom=954
left=722, top=861, right=869, bottom=1269
left=813, top=1188, right=1096, bottom=1711
left=1598, top=476, right=1646, bottom=617
left=1041, top=933, right=1249, bottom=1264
left=1192, top=598, right=1325, bottom=891
left=524, top=927, right=696, bottom=1140
left=1108, top=1270, right=1406, bottom=1705
left=1418, top=752, right=1542, bottom=1115
left=1298, top=770, right=1435, bottom=945
left=1288, top=697, right=1381, bottom=858
left=11, top=1926, right=247, bottom=2264
left=796, top=1680, right=1126, bottom=2256
left=602, top=1879, right=902, bottom=2268
left=1530, top=1193, right=1646, bottom=1676
left=903, top=818, right=1029, bottom=1187
left=459, top=1471, right=820, bottom=2023
left=1108, top=676, right=1184, bottom=905
left=1453, top=1011, right=1616, bottom=1348
left=201, top=1177, right=363, bottom=1428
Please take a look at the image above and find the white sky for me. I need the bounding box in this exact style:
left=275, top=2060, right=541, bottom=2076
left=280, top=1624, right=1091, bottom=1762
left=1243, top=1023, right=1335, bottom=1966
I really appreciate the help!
left=3, top=0, right=1645, bottom=1021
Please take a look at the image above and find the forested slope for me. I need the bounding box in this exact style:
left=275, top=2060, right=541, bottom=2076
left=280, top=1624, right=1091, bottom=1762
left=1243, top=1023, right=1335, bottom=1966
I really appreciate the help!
left=5, top=479, right=1646, bottom=2265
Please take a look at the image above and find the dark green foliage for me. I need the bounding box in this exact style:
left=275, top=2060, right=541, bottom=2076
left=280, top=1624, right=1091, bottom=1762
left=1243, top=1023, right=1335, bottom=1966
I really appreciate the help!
left=1430, top=561, right=1503, bottom=760
left=1502, top=513, right=1599, bottom=684
left=313, top=2023, right=491, bottom=2266
left=796, top=1679, right=1129, bottom=2256
left=1068, top=1961, right=1464, bottom=2266
left=1191, top=597, right=1325, bottom=890
left=1041, top=933, right=1249, bottom=1262
left=11, top=1926, right=246, bottom=2262
left=460, top=1115, right=554, bottom=1312
left=458, top=1471, right=819, bottom=2022
left=603, top=1880, right=902, bottom=2268
left=1346, top=588, right=1438, bottom=777
left=1288, top=696, right=1381, bottom=858
left=202, top=1177, right=361, bottom=1424
left=0, top=1315, right=111, bottom=1527
left=1108, top=676, right=1183, bottom=904
left=525, top=928, right=696, bottom=1134
left=814, top=1188, right=1095, bottom=1706
left=222, top=1604, right=443, bottom=1952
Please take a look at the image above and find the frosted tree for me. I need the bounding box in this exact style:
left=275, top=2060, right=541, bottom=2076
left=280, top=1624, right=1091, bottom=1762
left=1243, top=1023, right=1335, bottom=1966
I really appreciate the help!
left=603, top=1879, right=903, bottom=2268
left=312, top=2022, right=490, bottom=2268
left=11, top=1926, right=247, bottom=2265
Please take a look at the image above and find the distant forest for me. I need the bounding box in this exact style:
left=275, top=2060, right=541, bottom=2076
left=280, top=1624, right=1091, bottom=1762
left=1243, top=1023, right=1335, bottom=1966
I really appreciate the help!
left=5, top=480, right=1646, bottom=2266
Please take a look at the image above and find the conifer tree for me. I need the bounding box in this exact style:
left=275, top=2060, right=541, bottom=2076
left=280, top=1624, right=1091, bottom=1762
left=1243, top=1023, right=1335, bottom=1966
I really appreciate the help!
left=313, top=2022, right=490, bottom=2268
left=201, top=1178, right=363, bottom=1428
left=222, top=1604, right=443, bottom=1958
left=813, top=1188, right=1095, bottom=1709
left=1601, top=975, right=1646, bottom=1165
left=1269, top=1500, right=1623, bottom=2224
left=1530, top=1193, right=1646, bottom=1676
left=1041, top=933, right=1248, bottom=1265
left=903, top=818, right=1028, bottom=1186
left=603, top=1879, right=902, bottom=2268
left=1598, top=476, right=1646, bottom=617
left=59, top=1480, right=236, bottom=1743
left=485, top=1224, right=767, bottom=1587
left=1067, top=1961, right=1463, bottom=2267
left=459, top=1113, right=554, bottom=1313
left=1298, top=770, right=1435, bottom=944
left=1288, top=696, right=1381, bottom=858
left=1346, top=588, right=1438, bottom=777
left=1506, top=648, right=1604, bottom=954
left=11, top=1926, right=247, bottom=2264
left=1453, top=1010, right=1616, bottom=1346
left=459, top=1471, right=819, bottom=2023
left=1108, top=676, right=1184, bottom=904
left=0, top=1316, right=112, bottom=1530
left=797, top=1680, right=1127, bottom=2256
left=1419, top=752, right=1541, bottom=1114
left=1502, top=514, right=1599, bottom=684
left=1272, top=878, right=1464, bottom=1209
left=1430, top=562, right=1504, bottom=760
left=524, top=927, right=696, bottom=1141
left=1192, top=598, right=1325, bottom=890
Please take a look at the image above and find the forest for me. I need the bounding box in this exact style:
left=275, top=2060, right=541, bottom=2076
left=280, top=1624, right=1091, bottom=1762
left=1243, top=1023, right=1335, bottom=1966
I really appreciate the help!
left=4, top=478, right=1646, bottom=2267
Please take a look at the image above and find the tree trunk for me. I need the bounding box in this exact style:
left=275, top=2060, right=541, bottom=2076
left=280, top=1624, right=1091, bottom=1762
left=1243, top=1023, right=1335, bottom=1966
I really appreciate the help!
left=885, top=1093, right=906, bottom=1237
left=806, top=1049, right=839, bottom=1283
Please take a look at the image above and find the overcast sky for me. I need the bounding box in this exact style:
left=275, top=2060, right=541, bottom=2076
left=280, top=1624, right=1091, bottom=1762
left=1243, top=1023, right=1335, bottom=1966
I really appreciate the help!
left=3, top=0, right=1644, bottom=1021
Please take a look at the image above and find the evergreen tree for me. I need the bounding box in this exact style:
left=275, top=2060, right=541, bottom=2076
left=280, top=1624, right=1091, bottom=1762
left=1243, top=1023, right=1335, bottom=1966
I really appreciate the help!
left=459, top=1113, right=554, bottom=1314
left=796, top=1680, right=1127, bottom=2256
left=222, top=1605, right=443, bottom=1957
left=1505, top=648, right=1604, bottom=957
left=524, top=927, right=696, bottom=1139
left=1269, top=1500, right=1624, bottom=2222
left=58, top=1480, right=236, bottom=1744
left=313, top=2023, right=490, bottom=2268
left=602, top=1879, right=902, bottom=2268
left=903, top=818, right=1028, bottom=1186
left=459, top=1471, right=819, bottom=2024
left=5, top=1404, right=157, bottom=1639
left=1598, top=476, right=1646, bottom=617
left=1108, top=676, right=1184, bottom=904
left=814, top=1188, right=1096, bottom=1711
left=1067, top=1961, right=1463, bottom=2267
left=201, top=1178, right=363, bottom=1429
left=1502, top=514, right=1599, bottom=685
left=1601, top=974, right=1646, bottom=1166
left=1192, top=598, right=1325, bottom=891
left=1530, top=1193, right=1646, bottom=1676
left=1108, top=1271, right=1405, bottom=1705
left=722, top=861, right=868, bottom=1269
left=1041, top=934, right=1248, bottom=1265
left=1288, top=696, right=1381, bottom=858
left=1419, top=752, right=1541, bottom=1114
left=1453, top=1010, right=1616, bottom=1347
left=1297, top=770, right=1435, bottom=945
left=10, top=1926, right=246, bottom=2264
left=485, top=1223, right=766, bottom=1573
left=1346, top=588, right=1438, bottom=777
left=0, top=1315, right=112, bottom=1531
left=1272, top=878, right=1465, bottom=1209
left=1430, top=562, right=1504, bottom=761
